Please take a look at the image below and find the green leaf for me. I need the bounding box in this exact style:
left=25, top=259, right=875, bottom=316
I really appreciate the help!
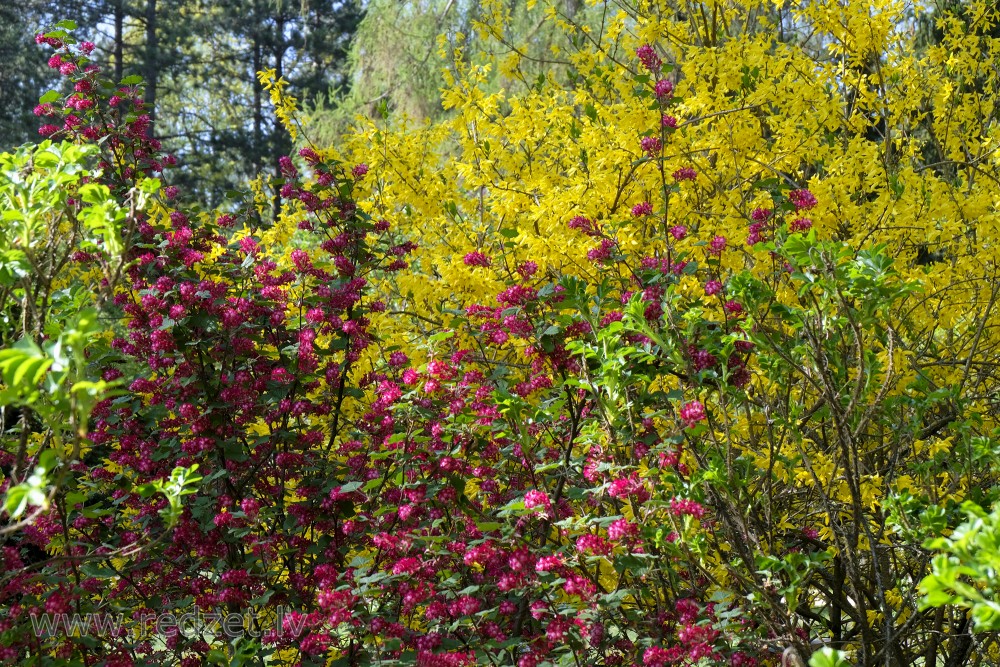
left=428, top=330, right=455, bottom=343
left=809, top=647, right=851, bottom=667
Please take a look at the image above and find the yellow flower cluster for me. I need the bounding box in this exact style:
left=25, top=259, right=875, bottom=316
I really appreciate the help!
left=257, top=68, right=300, bottom=141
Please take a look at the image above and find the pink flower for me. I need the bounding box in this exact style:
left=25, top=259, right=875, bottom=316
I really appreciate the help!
left=463, top=251, right=491, bottom=267
left=427, top=359, right=450, bottom=377
left=631, top=201, right=653, bottom=217
left=789, top=188, right=818, bottom=210
left=636, top=44, right=662, bottom=72
left=599, top=311, right=623, bottom=328
left=672, top=167, right=697, bottom=181
left=352, top=163, right=369, bottom=179
left=724, top=300, right=743, bottom=315
left=334, top=255, right=356, bottom=276
left=298, top=146, right=320, bottom=163
left=608, top=473, right=649, bottom=502
left=290, top=249, right=312, bottom=271
left=644, top=646, right=677, bottom=667
left=654, top=79, right=673, bottom=99
left=640, top=136, right=662, bottom=156
left=669, top=225, right=687, bottom=240
left=535, top=555, right=563, bottom=572
left=498, top=284, right=537, bottom=305
left=790, top=217, right=813, bottom=232
left=679, top=400, right=706, bottom=427
left=278, top=155, right=297, bottom=177
left=524, top=490, right=551, bottom=509
left=239, top=237, right=259, bottom=256
left=378, top=381, right=403, bottom=405
left=608, top=518, right=638, bottom=541
left=662, top=114, right=678, bottom=129
left=670, top=497, right=706, bottom=518
left=240, top=498, right=260, bottom=518
left=568, top=215, right=596, bottom=234
left=709, top=235, right=727, bottom=255
left=576, top=534, right=610, bottom=555
left=587, top=238, right=616, bottom=263
left=704, top=280, right=722, bottom=296
left=392, top=557, right=421, bottom=575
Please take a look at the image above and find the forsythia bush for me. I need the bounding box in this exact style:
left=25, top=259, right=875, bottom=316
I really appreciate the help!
left=1, top=2, right=999, bottom=667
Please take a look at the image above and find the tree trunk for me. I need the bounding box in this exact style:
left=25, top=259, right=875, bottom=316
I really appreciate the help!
left=113, top=0, right=123, bottom=83
left=142, top=0, right=158, bottom=137
left=252, top=0, right=263, bottom=175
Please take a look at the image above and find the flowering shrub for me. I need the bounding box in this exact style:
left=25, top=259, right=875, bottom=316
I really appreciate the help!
left=3, top=2, right=1000, bottom=667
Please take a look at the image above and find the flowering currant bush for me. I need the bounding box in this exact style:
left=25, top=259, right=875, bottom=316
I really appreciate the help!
left=2, top=23, right=776, bottom=667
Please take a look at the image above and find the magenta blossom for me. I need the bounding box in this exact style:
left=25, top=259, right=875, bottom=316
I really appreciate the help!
left=724, top=300, right=744, bottom=316
left=790, top=217, right=813, bottom=232
left=524, top=490, right=551, bottom=509
left=670, top=497, right=706, bottom=518
left=636, top=44, right=662, bottom=72
left=673, top=167, right=697, bottom=181
left=709, top=235, right=727, bottom=255
left=631, top=201, right=653, bottom=217
left=463, top=251, right=491, bottom=267
left=568, top=215, right=597, bottom=235
left=789, top=188, right=818, bottom=210
left=641, top=136, right=662, bottom=156
left=679, top=400, right=706, bottom=427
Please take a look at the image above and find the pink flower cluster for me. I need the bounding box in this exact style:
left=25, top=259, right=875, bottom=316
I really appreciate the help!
left=673, top=167, right=697, bottom=181
left=463, top=251, right=491, bottom=267
left=679, top=400, right=706, bottom=427
left=631, top=201, right=653, bottom=217
left=636, top=44, right=662, bottom=72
